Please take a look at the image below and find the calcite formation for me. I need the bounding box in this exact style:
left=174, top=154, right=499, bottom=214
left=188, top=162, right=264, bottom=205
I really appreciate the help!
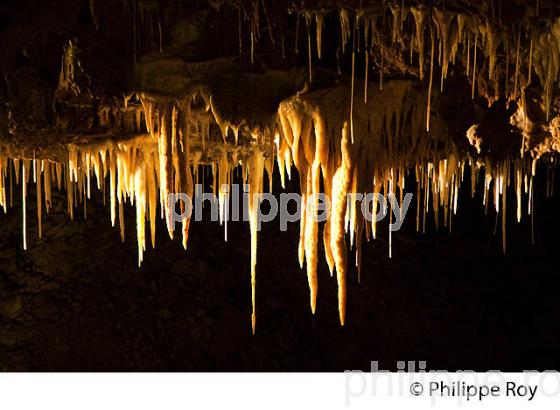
left=1, top=0, right=560, bottom=331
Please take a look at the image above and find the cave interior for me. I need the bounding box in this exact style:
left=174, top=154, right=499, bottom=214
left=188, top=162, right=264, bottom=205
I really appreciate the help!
left=1, top=0, right=560, bottom=371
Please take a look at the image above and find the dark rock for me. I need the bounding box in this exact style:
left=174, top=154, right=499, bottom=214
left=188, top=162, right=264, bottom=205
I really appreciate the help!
left=0, top=294, right=22, bottom=319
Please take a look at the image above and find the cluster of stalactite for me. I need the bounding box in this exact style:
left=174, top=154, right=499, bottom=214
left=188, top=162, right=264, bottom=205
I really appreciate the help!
left=2, top=0, right=560, bottom=331
left=275, top=78, right=553, bottom=326
left=0, top=78, right=553, bottom=331
left=177, top=1, right=560, bottom=124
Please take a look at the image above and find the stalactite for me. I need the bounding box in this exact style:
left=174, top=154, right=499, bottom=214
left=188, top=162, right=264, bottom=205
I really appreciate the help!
left=432, top=9, right=454, bottom=92
left=412, top=7, right=426, bottom=81
left=514, top=23, right=521, bottom=99
left=251, top=23, right=255, bottom=63
left=248, top=148, right=264, bottom=334
left=350, top=14, right=356, bottom=143
left=388, top=168, right=393, bottom=258
left=364, top=49, right=369, bottom=103
left=22, top=160, right=27, bottom=250
left=89, top=0, right=99, bottom=31
left=331, top=122, right=352, bottom=325
left=316, top=13, right=323, bottom=60
left=238, top=7, right=243, bottom=54
left=472, top=26, right=478, bottom=99
left=379, top=31, right=384, bottom=91
left=260, top=0, right=274, bottom=45
left=467, top=31, right=471, bottom=77
left=307, top=16, right=313, bottom=83
left=427, top=26, right=435, bottom=132
left=505, top=36, right=509, bottom=98
left=340, top=9, right=351, bottom=54
left=528, top=31, right=533, bottom=85
left=486, top=19, right=501, bottom=80
left=36, top=160, right=42, bottom=238
left=502, top=160, right=508, bottom=254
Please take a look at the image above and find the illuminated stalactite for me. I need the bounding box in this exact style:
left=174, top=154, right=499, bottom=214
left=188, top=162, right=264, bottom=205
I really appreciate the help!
left=2, top=79, right=557, bottom=331
left=3, top=2, right=560, bottom=331
left=0, top=121, right=550, bottom=331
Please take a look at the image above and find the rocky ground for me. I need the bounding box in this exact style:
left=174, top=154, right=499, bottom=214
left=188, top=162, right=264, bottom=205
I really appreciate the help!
left=0, top=166, right=559, bottom=371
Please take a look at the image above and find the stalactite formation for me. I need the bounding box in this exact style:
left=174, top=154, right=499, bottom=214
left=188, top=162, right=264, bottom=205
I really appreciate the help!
left=2, top=0, right=560, bottom=331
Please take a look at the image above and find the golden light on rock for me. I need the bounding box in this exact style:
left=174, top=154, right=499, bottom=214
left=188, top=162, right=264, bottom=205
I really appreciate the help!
left=1, top=1, right=560, bottom=332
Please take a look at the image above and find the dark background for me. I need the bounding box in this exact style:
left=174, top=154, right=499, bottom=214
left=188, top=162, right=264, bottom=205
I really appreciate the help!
left=0, top=163, right=559, bottom=371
